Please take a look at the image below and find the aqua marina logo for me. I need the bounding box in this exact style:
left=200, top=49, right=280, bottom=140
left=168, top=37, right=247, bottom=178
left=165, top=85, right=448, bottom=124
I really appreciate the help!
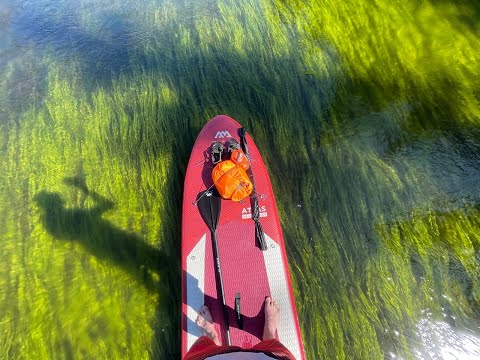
left=214, top=130, right=232, bottom=139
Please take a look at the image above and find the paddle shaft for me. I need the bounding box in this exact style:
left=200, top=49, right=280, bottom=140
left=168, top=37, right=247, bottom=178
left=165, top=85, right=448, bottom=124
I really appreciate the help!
left=211, top=230, right=231, bottom=345
left=239, top=128, right=267, bottom=250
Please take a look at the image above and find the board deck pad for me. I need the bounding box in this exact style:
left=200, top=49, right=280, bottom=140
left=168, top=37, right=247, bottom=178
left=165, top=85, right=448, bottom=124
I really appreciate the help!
left=182, top=115, right=305, bottom=359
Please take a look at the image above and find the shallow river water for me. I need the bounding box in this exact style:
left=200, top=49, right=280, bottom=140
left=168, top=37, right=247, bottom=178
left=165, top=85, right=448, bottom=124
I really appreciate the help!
left=1, top=0, right=479, bottom=359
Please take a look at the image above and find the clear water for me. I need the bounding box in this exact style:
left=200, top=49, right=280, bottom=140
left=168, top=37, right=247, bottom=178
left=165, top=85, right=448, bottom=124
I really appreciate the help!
left=1, top=0, right=479, bottom=358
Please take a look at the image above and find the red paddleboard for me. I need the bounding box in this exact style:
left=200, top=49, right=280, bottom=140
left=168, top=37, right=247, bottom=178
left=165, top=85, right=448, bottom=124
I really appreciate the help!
left=181, top=115, right=305, bottom=359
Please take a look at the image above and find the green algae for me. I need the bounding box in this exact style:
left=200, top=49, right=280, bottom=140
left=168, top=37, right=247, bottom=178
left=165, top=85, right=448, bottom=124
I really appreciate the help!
left=0, top=0, right=479, bottom=359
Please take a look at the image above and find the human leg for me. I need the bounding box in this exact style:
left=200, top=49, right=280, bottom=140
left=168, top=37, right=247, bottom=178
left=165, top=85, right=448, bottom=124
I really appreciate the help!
left=250, top=297, right=297, bottom=360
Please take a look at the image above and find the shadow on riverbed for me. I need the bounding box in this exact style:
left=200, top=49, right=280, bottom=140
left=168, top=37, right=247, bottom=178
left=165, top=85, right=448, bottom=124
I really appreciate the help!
left=34, top=176, right=174, bottom=294
left=35, top=175, right=181, bottom=357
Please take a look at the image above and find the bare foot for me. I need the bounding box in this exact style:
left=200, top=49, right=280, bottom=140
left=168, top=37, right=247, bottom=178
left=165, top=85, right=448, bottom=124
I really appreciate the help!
left=263, top=296, right=280, bottom=341
left=196, top=305, right=221, bottom=346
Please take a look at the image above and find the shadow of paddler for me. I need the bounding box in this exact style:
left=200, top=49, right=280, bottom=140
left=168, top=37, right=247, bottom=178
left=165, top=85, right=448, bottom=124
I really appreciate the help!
left=34, top=178, right=169, bottom=294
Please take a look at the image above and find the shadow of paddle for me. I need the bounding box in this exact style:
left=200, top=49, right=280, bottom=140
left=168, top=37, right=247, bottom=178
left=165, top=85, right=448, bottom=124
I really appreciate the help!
left=34, top=176, right=171, bottom=294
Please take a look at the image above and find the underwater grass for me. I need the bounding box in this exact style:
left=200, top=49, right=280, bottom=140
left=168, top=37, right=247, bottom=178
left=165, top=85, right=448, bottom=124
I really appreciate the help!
left=1, top=0, right=480, bottom=358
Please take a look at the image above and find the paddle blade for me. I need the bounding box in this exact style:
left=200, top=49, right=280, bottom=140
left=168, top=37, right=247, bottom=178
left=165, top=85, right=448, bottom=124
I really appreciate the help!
left=197, top=190, right=222, bottom=232
left=255, top=221, right=268, bottom=251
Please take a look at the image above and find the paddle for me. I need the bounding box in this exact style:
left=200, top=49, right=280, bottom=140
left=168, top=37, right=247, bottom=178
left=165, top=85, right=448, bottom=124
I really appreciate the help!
left=197, top=190, right=231, bottom=345
left=239, top=128, right=268, bottom=250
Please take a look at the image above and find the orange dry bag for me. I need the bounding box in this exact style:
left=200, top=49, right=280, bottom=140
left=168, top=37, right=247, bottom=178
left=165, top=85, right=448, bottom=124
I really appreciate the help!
left=230, top=149, right=250, bottom=170
left=212, top=160, right=253, bottom=202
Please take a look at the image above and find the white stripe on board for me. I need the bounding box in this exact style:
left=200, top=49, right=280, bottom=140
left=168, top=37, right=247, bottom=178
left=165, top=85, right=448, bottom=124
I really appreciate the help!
left=263, top=233, right=302, bottom=360
left=186, top=234, right=207, bottom=350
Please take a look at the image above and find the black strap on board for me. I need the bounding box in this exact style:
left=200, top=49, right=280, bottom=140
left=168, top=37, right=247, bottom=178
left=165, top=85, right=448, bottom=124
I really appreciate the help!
left=235, top=293, right=243, bottom=330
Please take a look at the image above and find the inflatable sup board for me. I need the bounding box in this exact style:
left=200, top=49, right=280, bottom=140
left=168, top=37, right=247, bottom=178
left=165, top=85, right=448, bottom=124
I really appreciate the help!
left=182, top=115, right=305, bottom=359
